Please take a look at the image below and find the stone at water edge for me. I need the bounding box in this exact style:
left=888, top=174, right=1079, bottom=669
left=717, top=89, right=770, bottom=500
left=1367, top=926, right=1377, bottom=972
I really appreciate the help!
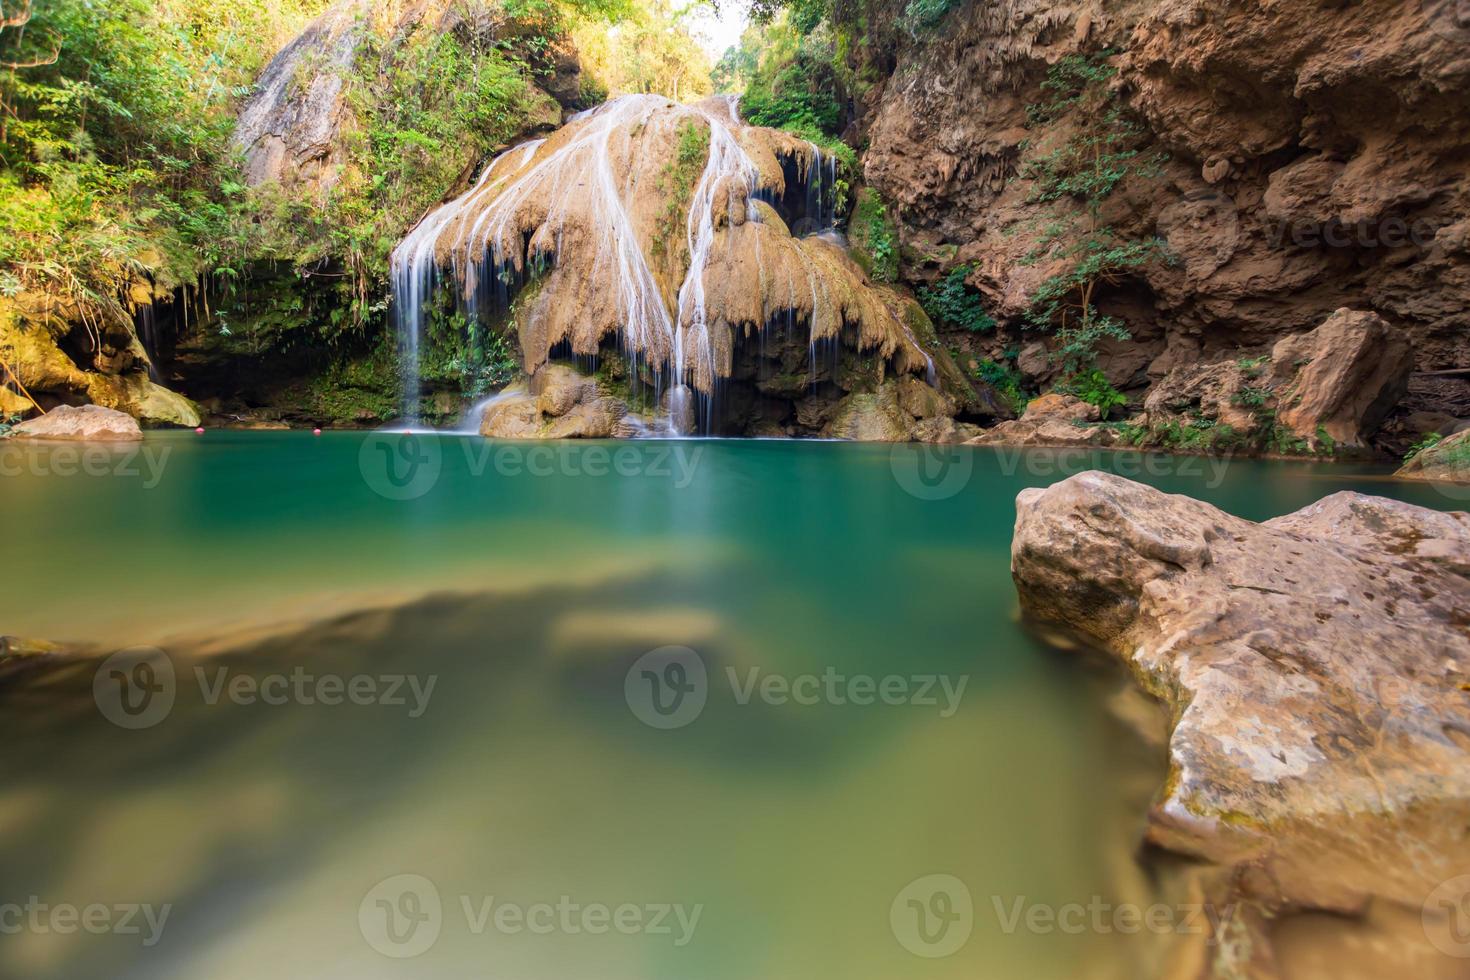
left=1010, top=471, right=1470, bottom=965
left=10, top=404, right=143, bottom=442
left=1397, top=429, right=1470, bottom=485
left=966, top=392, right=1117, bottom=448
left=480, top=364, right=632, bottom=440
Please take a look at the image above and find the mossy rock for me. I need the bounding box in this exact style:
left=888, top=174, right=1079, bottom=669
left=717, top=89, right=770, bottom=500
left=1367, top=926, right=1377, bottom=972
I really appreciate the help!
left=1397, top=429, right=1470, bottom=484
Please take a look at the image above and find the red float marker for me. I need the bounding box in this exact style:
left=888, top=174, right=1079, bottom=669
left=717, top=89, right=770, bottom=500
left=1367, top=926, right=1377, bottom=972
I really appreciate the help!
left=313, top=428, right=322, bottom=436
left=194, top=427, right=204, bottom=434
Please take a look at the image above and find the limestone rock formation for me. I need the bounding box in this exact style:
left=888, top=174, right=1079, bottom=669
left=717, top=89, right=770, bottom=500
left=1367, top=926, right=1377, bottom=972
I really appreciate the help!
left=859, top=0, right=1470, bottom=446
left=10, top=404, right=143, bottom=441
left=1012, top=471, right=1470, bottom=968
left=1135, top=308, right=1413, bottom=452
left=1268, top=309, right=1413, bottom=449
left=1398, top=429, right=1470, bottom=485
left=0, top=298, right=200, bottom=428
left=479, top=364, right=629, bottom=439
left=231, top=0, right=366, bottom=195
left=394, top=94, right=941, bottom=428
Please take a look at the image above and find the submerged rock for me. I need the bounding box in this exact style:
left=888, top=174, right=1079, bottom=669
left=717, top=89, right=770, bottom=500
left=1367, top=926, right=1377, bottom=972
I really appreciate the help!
left=1398, top=429, right=1470, bottom=485
left=11, top=405, right=143, bottom=441
left=1011, top=472, right=1470, bottom=967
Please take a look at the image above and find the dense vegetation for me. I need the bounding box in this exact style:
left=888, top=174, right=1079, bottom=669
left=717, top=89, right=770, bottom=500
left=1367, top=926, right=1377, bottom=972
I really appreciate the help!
left=0, top=0, right=313, bottom=326
left=0, top=0, right=710, bottom=395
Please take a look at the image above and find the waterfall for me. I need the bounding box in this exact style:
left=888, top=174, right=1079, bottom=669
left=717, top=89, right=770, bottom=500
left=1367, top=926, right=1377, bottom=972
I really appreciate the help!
left=136, top=305, right=162, bottom=382
left=385, top=93, right=936, bottom=434
left=390, top=140, right=544, bottom=424
left=676, top=95, right=761, bottom=432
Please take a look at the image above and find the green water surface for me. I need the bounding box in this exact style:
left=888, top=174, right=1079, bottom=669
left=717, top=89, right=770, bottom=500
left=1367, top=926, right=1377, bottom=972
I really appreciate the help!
left=0, top=433, right=1459, bottom=979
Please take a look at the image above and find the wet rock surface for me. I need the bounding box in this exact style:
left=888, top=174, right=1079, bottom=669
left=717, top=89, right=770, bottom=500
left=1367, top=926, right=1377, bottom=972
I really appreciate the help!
left=1011, top=471, right=1470, bottom=971
left=479, top=364, right=629, bottom=439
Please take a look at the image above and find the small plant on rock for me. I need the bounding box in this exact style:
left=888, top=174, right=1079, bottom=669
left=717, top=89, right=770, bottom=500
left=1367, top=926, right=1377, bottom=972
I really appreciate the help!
left=1056, top=368, right=1127, bottom=418
left=1405, top=432, right=1443, bottom=460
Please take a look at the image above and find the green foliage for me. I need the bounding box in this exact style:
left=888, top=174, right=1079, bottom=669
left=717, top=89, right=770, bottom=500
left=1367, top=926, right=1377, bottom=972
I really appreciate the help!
left=850, top=188, right=898, bottom=283
left=1231, top=383, right=1270, bottom=410
left=899, top=0, right=964, bottom=36
left=1236, top=355, right=1267, bottom=378
left=974, top=357, right=1025, bottom=413
left=0, top=0, right=285, bottom=327
left=306, top=344, right=401, bottom=424
left=1019, top=52, right=1167, bottom=373
left=1115, top=416, right=1246, bottom=454
left=651, top=120, right=710, bottom=261
left=421, top=308, right=520, bottom=397
left=717, top=10, right=857, bottom=174
left=572, top=0, right=712, bottom=101
left=0, top=412, right=21, bottom=437
left=1056, top=369, right=1126, bottom=418
left=1406, top=431, right=1443, bottom=460
left=918, top=265, right=994, bottom=333
left=264, top=19, right=544, bottom=331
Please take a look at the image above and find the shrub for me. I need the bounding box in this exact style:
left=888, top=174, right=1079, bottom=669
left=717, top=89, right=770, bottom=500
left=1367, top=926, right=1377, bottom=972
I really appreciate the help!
left=1056, top=369, right=1126, bottom=418
left=919, top=265, right=995, bottom=333
left=850, top=189, right=898, bottom=283
left=1405, top=432, right=1443, bottom=460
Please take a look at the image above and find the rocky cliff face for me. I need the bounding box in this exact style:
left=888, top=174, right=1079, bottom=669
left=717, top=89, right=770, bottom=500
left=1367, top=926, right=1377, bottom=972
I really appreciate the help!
left=860, top=0, right=1470, bottom=453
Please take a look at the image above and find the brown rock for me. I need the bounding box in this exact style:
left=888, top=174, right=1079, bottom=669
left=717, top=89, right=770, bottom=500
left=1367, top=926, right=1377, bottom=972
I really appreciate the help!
left=1012, top=472, right=1470, bottom=961
left=10, top=404, right=142, bottom=441
left=821, top=386, right=913, bottom=442
left=1397, top=429, right=1470, bottom=485
left=1020, top=392, right=1098, bottom=423
left=1270, top=308, right=1412, bottom=448
left=479, top=364, right=627, bottom=439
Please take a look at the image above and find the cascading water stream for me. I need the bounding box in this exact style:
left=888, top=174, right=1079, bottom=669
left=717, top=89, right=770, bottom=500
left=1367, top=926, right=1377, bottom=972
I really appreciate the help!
left=391, top=140, right=545, bottom=424
left=387, top=93, right=936, bottom=434
left=673, top=95, right=762, bottom=433
left=135, top=305, right=162, bottom=382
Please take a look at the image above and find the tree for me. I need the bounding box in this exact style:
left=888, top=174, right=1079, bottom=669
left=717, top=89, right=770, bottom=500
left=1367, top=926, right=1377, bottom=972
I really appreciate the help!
left=1019, top=52, right=1167, bottom=374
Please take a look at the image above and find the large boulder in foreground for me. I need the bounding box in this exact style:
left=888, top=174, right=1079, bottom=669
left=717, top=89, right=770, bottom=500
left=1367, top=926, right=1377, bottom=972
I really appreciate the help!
left=10, top=405, right=142, bottom=441
left=1012, top=472, right=1470, bottom=968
